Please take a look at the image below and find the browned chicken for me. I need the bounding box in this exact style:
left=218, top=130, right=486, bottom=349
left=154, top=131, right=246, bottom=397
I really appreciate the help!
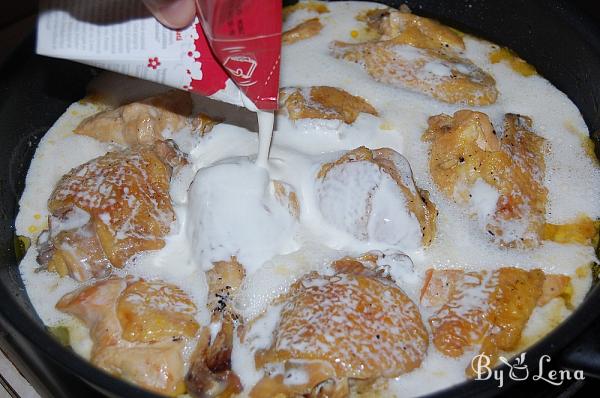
left=186, top=259, right=246, bottom=398
left=75, top=90, right=217, bottom=146
left=279, top=86, right=378, bottom=124
left=282, top=18, right=323, bottom=45
left=420, top=267, right=572, bottom=375
left=37, top=143, right=181, bottom=280
left=489, top=47, right=537, bottom=77
left=317, top=146, right=437, bottom=246
left=423, top=110, right=548, bottom=247
left=249, top=257, right=428, bottom=397
left=542, top=215, right=600, bottom=246
left=357, top=8, right=465, bottom=51
left=332, top=252, right=390, bottom=278
left=331, top=250, right=415, bottom=282
left=331, top=8, right=498, bottom=105
left=57, top=278, right=200, bottom=396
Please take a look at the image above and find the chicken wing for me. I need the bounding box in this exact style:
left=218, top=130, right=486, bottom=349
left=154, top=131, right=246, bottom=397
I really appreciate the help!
left=250, top=260, right=428, bottom=397
left=316, top=146, right=437, bottom=247
left=185, top=259, right=245, bottom=398
left=75, top=90, right=218, bottom=146
left=423, top=110, right=548, bottom=247
left=420, top=267, right=571, bottom=374
left=57, top=278, right=199, bottom=396
left=279, top=86, right=378, bottom=124
left=331, top=9, right=497, bottom=105
left=38, top=145, right=178, bottom=280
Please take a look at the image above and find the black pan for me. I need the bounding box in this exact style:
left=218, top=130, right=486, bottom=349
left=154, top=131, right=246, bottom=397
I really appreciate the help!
left=1, top=0, right=599, bottom=397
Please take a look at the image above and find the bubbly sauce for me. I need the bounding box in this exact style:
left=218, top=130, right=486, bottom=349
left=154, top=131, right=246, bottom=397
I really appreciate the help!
left=16, top=2, right=600, bottom=397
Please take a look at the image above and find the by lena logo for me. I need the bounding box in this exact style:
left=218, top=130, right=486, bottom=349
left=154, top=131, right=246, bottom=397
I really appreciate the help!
left=471, top=352, right=584, bottom=388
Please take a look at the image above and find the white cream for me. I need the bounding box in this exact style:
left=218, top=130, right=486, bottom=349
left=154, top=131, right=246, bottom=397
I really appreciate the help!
left=469, top=178, right=501, bottom=225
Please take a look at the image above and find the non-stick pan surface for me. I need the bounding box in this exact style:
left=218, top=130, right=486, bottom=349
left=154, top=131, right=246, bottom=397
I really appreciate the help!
left=1, top=1, right=599, bottom=397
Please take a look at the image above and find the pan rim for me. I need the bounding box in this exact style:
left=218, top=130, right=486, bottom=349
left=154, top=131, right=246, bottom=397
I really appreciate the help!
left=1, top=0, right=600, bottom=397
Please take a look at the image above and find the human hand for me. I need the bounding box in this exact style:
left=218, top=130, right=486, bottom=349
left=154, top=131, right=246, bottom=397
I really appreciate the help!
left=142, top=0, right=197, bottom=29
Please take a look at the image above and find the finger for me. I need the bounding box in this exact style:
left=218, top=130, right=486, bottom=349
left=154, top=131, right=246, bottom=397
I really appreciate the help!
left=142, top=0, right=197, bottom=29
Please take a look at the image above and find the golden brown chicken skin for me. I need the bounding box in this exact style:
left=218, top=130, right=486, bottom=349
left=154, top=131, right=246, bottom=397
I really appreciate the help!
left=423, top=110, right=548, bottom=247
left=57, top=278, right=199, bottom=396
left=75, top=90, right=217, bottom=146
left=420, top=267, right=571, bottom=375
left=357, top=8, right=465, bottom=51
left=249, top=257, right=428, bottom=398
left=331, top=8, right=498, bottom=105
left=279, top=86, right=378, bottom=124
left=38, top=143, right=180, bottom=280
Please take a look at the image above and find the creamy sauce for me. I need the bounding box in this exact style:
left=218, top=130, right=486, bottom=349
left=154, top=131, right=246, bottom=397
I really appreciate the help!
left=16, top=1, right=600, bottom=397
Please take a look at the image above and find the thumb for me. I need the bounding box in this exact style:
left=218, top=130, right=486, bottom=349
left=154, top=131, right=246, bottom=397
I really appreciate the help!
left=142, top=0, right=197, bottom=29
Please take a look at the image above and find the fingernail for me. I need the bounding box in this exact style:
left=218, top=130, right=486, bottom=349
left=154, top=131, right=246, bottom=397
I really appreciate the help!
left=144, top=0, right=197, bottom=29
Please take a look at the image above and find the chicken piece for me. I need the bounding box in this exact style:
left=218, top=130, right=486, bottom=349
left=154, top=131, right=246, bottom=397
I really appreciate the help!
left=542, top=215, right=600, bottom=246
left=186, top=329, right=242, bottom=398
left=185, top=259, right=245, bottom=398
left=316, top=146, right=437, bottom=247
left=93, top=342, right=187, bottom=395
left=539, top=274, right=572, bottom=307
left=117, top=280, right=199, bottom=343
left=37, top=218, right=111, bottom=281
left=206, top=259, right=246, bottom=317
left=332, top=8, right=497, bottom=105
left=282, top=18, right=323, bottom=45
left=75, top=90, right=217, bottom=146
left=331, top=250, right=415, bottom=282
left=250, top=265, right=428, bottom=397
left=57, top=278, right=199, bottom=396
left=423, top=110, right=548, bottom=247
left=282, top=1, right=329, bottom=21
left=489, top=47, right=537, bottom=77
left=331, top=40, right=497, bottom=106
left=38, top=145, right=177, bottom=280
left=279, top=86, right=378, bottom=124
left=331, top=252, right=387, bottom=278
left=251, top=361, right=346, bottom=398
left=422, top=268, right=542, bottom=361
left=357, top=8, right=465, bottom=51
left=57, top=278, right=126, bottom=348
left=420, top=268, right=572, bottom=373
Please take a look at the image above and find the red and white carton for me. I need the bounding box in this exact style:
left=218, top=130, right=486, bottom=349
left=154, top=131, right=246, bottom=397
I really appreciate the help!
left=36, top=0, right=281, bottom=110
